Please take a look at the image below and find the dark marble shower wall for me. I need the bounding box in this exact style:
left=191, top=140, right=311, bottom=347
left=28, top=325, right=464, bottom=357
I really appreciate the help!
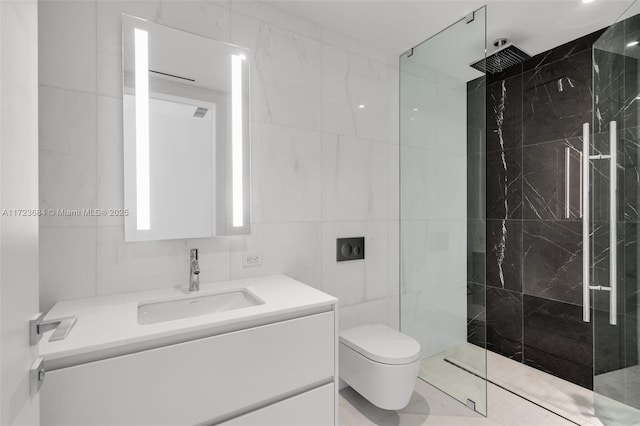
left=467, top=75, right=486, bottom=349
left=467, top=28, right=640, bottom=390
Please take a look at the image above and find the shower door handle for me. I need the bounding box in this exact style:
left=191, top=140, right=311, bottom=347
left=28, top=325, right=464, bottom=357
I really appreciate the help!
left=582, top=121, right=617, bottom=326
left=608, top=121, right=617, bottom=326
left=582, top=123, right=591, bottom=322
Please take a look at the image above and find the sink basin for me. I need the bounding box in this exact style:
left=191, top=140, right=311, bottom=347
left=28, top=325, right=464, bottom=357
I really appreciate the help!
left=138, top=289, right=264, bottom=324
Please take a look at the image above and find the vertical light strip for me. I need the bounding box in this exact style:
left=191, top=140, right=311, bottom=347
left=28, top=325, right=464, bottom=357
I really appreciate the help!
left=134, top=28, right=150, bottom=230
left=565, top=147, right=571, bottom=219
left=231, top=54, right=244, bottom=227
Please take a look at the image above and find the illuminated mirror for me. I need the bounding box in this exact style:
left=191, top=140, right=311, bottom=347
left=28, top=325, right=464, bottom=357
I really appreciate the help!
left=122, top=15, right=250, bottom=241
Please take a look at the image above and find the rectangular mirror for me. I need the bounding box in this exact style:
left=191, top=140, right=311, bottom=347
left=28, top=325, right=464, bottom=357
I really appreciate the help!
left=122, top=15, right=250, bottom=241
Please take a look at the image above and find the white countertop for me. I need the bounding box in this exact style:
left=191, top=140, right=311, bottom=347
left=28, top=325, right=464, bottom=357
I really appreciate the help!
left=40, top=275, right=337, bottom=369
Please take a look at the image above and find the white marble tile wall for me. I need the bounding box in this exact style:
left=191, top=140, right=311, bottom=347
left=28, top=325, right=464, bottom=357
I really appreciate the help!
left=38, top=0, right=400, bottom=330
left=399, top=64, right=468, bottom=357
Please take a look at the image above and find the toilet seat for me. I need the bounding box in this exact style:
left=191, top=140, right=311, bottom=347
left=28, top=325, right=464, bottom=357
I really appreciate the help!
left=339, top=324, right=420, bottom=365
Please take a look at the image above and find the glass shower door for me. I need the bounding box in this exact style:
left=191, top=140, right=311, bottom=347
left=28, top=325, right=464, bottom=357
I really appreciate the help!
left=590, top=1, right=640, bottom=424
left=399, top=7, right=487, bottom=415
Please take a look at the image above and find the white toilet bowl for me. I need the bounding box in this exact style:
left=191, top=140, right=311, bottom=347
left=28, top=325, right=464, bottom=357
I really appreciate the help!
left=339, top=323, right=421, bottom=410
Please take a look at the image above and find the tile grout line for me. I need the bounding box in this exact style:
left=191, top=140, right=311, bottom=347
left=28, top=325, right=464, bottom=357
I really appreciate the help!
left=320, top=23, right=324, bottom=295
left=94, top=0, right=99, bottom=299
left=228, top=2, right=234, bottom=282
left=227, top=0, right=234, bottom=283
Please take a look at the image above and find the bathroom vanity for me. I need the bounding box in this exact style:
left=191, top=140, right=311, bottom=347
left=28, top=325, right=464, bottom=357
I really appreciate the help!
left=38, top=275, right=338, bottom=426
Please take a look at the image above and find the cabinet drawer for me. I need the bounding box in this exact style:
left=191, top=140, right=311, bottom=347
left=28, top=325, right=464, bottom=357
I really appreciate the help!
left=219, top=383, right=334, bottom=426
left=41, top=312, right=334, bottom=426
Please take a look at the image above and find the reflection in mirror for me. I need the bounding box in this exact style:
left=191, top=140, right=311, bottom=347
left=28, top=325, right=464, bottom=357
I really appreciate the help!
left=122, top=15, right=250, bottom=241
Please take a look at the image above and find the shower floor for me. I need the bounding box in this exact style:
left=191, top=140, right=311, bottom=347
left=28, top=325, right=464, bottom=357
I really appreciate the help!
left=419, top=344, right=640, bottom=425
left=419, top=344, right=488, bottom=416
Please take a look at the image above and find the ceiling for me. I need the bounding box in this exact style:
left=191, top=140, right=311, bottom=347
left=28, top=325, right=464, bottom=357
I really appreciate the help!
left=264, top=0, right=635, bottom=59
left=123, top=15, right=249, bottom=95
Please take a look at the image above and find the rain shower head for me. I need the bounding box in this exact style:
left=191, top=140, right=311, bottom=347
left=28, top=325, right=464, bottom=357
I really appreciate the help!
left=470, top=38, right=531, bottom=75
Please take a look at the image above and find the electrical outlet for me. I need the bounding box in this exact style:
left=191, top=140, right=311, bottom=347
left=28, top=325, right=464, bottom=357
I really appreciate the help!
left=242, top=255, right=262, bottom=267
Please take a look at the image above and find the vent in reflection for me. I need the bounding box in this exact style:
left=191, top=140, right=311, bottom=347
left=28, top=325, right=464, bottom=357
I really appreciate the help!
left=193, top=107, right=209, bottom=118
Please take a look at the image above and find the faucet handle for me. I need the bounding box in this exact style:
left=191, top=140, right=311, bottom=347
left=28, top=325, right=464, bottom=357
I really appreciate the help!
left=190, top=248, right=200, bottom=275
left=189, top=249, right=201, bottom=291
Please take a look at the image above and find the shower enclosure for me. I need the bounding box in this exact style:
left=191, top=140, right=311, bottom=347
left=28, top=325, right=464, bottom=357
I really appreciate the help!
left=400, top=2, right=640, bottom=423
left=590, top=1, right=640, bottom=424
left=399, top=6, right=487, bottom=415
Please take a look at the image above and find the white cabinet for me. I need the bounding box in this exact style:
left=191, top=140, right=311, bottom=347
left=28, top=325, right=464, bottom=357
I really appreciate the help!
left=41, top=312, right=336, bottom=425
left=218, top=384, right=335, bottom=426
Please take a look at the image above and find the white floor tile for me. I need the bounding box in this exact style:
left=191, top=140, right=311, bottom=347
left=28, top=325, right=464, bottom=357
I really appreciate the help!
left=339, top=347, right=640, bottom=426
left=339, top=379, right=575, bottom=426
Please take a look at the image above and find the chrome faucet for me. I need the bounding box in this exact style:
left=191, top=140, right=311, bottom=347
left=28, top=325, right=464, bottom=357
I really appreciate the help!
left=189, top=248, right=200, bottom=292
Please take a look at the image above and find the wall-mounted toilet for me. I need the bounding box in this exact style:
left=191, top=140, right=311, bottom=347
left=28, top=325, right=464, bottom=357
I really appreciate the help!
left=339, top=323, right=421, bottom=410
